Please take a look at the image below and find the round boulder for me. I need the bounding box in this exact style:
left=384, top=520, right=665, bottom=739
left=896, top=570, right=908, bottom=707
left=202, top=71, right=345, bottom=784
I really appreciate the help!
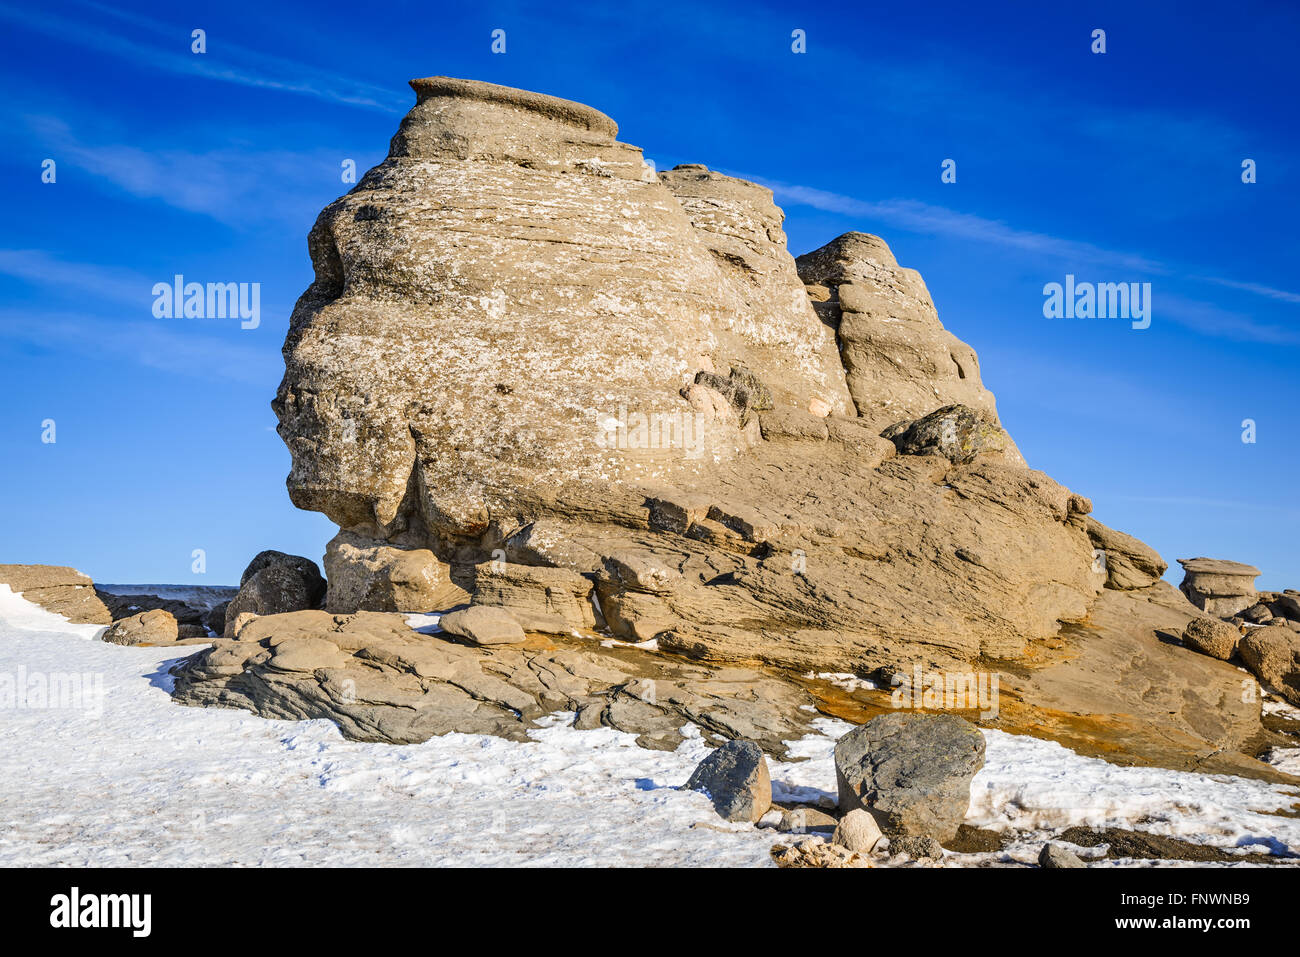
left=834, top=712, right=985, bottom=843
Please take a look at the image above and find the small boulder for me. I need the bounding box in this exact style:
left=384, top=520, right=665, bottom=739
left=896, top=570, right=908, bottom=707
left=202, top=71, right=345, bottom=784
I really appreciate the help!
left=832, top=808, right=883, bottom=853
left=323, top=530, right=468, bottom=613
left=1039, top=843, right=1086, bottom=868
left=438, top=605, right=527, bottom=645
left=684, top=739, right=772, bottom=823
left=777, top=806, right=838, bottom=834
left=1238, top=626, right=1300, bottom=705
left=771, top=839, right=870, bottom=868
left=887, top=835, right=944, bottom=861
left=1181, top=616, right=1240, bottom=661
left=241, top=550, right=326, bottom=606
left=223, top=563, right=312, bottom=638
left=102, top=609, right=179, bottom=646
left=834, top=712, right=985, bottom=843
left=882, top=404, right=1009, bottom=465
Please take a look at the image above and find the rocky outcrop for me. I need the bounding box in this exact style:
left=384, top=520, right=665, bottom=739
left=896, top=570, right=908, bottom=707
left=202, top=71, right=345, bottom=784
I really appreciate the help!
left=833, top=713, right=985, bottom=843
left=151, top=75, right=1291, bottom=782
left=268, top=75, right=1122, bottom=679
left=172, top=608, right=820, bottom=754
left=1178, top=558, right=1260, bottom=618
left=0, top=565, right=111, bottom=625
left=1085, top=517, right=1168, bottom=590
left=794, top=232, right=1007, bottom=432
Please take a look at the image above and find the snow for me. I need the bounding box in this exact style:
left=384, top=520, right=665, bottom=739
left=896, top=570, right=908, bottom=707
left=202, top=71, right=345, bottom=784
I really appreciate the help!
left=2, top=586, right=1298, bottom=866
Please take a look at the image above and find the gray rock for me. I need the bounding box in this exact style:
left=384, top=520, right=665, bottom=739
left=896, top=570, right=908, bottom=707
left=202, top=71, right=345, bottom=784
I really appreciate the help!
left=1242, top=602, right=1274, bottom=624
left=888, top=835, right=944, bottom=860
left=684, top=739, right=772, bottom=823
left=439, top=605, right=527, bottom=645
left=204, top=600, right=230, bottom=637
left=241, top=550, right=326, bottom=607
left=1181, top=616, right=1240, bottom=661
left=883, top=404, right=1012, bottom=465
left=1039, top=843, right=1086, bottom=868
left=223, top=564, right=312, bottom=638
left=834, top=712, right=985, bottom=842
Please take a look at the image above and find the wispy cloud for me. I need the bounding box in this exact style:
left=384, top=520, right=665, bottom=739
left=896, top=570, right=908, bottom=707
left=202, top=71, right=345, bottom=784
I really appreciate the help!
left=1194, top=275, right=1300, bottom=306
left=0, top=249, right=151, bottom=306
left=0, top=308, right=277, bottom=384
left=0, top=1, right=405, bottom=113
left=21, top=115, right=348, bottom=227
left=746, top=177, right=1169, bottom=274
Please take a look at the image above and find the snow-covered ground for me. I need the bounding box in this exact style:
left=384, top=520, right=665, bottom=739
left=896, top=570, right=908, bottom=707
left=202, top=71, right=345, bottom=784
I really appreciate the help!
left=1, top=586, right=1298, bottom=867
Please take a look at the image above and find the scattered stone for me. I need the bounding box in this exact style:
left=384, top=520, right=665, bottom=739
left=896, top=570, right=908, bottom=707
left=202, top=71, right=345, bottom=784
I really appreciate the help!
left=241, top=550, right=326, bottom=606
left=771, top=838, right=871, bottom=868
left=834, top=713, right=985, bottom=842
left=832, top=808, right=883, bottom=853
left=1039, top=843, right=1086, bottom=868
left=1181, top=616, right=1240, bottom=661
left=438, top=605, right=527, bottom=645
left=887, top=835, right=944, bottom=861
left=1243, top=602, right=1274, bottom=624
left=1177, top=557, right=1261, bottom=618
left=102, top=609, right=179, bottom=646
left=205, top=601, right=230, bottom=637
left=684, top=739, right=772, bottom=823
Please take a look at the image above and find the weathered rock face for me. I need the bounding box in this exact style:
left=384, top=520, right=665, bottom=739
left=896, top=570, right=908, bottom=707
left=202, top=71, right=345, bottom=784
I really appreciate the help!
left=270, top=76, right=1117, bottom=677
left=274, top=76, right=851, bottom=544
left=795, top=232, right=1007, bottom=433
left=1178, top=557, right=1260, bottom=618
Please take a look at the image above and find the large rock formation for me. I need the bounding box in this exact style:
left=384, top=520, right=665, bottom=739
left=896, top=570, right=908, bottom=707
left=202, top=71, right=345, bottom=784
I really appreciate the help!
left=167, top=77, right=1289, bottom=780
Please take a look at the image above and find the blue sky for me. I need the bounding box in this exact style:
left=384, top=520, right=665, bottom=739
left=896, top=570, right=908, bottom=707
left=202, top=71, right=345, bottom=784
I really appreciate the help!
left=1, top=0, right=1297, bottom=589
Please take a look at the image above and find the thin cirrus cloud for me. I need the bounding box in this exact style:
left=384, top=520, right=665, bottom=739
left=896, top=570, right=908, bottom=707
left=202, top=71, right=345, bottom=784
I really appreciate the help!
left=750, top=175, right=1300, bottom=341
left=21, top=115, right=346, bottom=227
left=0, top=0, right=405, bottom=114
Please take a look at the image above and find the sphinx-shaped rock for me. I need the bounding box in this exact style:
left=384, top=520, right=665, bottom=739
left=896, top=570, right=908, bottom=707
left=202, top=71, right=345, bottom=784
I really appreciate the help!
left=230, top=76, right=1278, bottom=776
left=275, top=76, right=851, bottom=543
